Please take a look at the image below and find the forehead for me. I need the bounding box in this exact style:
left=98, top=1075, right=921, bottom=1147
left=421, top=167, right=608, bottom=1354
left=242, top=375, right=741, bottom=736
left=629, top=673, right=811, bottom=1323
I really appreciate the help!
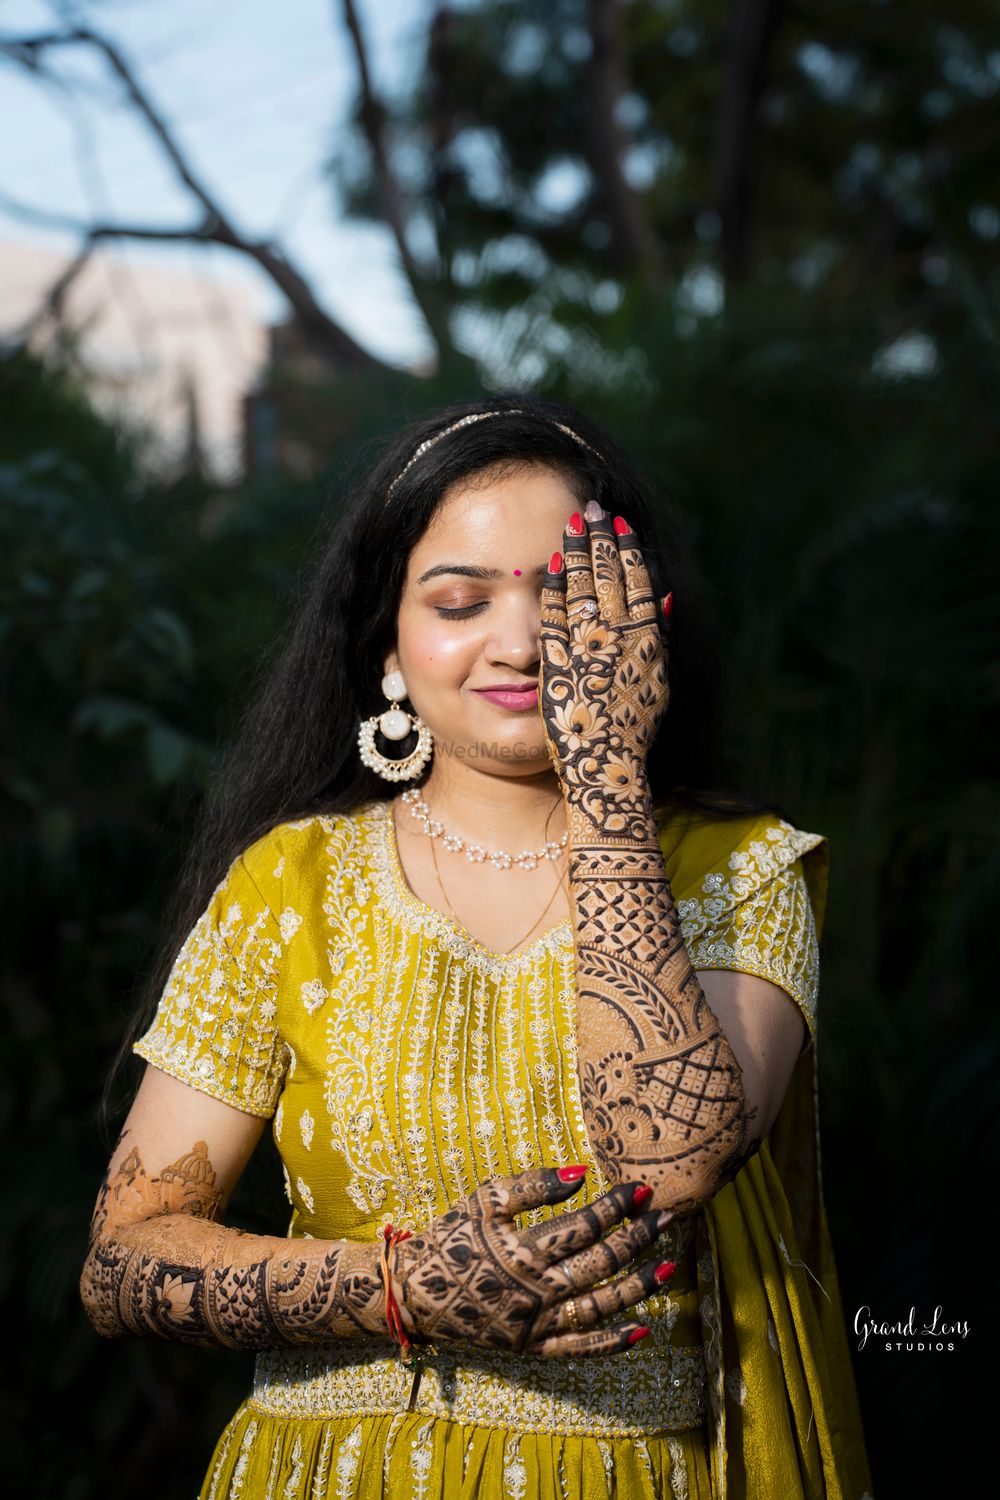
left=412, top=462, right=578, bottom=554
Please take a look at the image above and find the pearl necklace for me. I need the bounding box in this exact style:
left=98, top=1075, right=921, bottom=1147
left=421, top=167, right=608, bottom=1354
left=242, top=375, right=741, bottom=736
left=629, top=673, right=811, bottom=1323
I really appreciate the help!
left=400, top=786, right=568, bottom=871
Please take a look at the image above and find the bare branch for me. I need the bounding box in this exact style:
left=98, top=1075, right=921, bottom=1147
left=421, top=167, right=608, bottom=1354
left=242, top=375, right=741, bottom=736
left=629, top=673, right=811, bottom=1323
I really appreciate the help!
left=339, top=0, right=450, bottom=353
left=15, top=237, right=94, bottom=348
left=0, top=27, right=390, bottom=371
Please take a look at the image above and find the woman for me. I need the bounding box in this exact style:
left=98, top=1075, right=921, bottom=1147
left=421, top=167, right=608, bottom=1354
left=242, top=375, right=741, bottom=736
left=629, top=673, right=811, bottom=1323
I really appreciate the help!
left=81, top=395, right=872, bottom=1498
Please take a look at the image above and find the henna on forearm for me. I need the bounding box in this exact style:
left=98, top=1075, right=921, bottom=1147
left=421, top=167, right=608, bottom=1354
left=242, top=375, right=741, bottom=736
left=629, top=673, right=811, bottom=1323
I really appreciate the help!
left=565, top=786, right=755, bottom=1211
left=80, top=1144, right=670, bottom=1360
left=541, top=506, right=755, bottom=1213
left=79, top=1133, right=386, bottom=1350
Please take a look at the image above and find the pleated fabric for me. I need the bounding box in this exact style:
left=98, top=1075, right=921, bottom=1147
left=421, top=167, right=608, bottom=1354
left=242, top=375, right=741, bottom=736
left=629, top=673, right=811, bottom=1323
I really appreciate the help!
left=201, top=1407, right=714, bottom=1500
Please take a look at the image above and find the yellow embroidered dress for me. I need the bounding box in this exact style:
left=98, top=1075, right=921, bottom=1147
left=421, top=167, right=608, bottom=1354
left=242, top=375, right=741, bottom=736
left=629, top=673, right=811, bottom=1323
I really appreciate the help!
left=133, top=799, right=872, bottom=1499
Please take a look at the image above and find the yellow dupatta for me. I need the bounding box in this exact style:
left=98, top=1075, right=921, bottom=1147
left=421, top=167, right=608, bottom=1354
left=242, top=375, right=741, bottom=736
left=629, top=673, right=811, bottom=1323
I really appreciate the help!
left=661, top=810, right=874, bottom=1498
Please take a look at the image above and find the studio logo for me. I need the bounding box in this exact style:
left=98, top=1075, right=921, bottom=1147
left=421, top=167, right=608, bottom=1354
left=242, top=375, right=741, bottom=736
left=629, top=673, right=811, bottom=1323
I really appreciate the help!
left=854, top=1305, right=970, bottom=1353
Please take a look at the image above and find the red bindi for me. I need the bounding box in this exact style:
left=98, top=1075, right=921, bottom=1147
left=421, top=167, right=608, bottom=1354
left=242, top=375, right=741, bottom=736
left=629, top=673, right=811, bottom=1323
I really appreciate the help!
left=513, top=569, right=521, bottom=575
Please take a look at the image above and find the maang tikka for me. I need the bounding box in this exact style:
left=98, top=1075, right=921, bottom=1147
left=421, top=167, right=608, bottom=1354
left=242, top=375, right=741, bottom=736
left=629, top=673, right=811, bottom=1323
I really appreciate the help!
left=357, top=670, right=433, bottom=782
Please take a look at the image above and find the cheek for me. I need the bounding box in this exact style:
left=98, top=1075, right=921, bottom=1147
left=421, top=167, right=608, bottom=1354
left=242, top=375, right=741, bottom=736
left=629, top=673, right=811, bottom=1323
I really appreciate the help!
left=403, top=617, right=477, bottom=678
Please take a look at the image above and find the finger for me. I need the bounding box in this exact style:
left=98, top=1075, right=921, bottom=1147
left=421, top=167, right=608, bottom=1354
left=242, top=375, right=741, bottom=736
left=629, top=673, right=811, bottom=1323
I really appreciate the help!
left=530, top=1320, right=652, bottom=1360
left=539, top=551, right=571, bottom=680
left=613, top=523, right=659, bottom=629
left=543, top=1206, right=670, bottom=1293
left=533, top=1255, right=674, bottom=1339
left=518, top=1180, right=648, bottom=1267
left=475, top=1165, right=589, bottom=1220
left=563, top=514, right=599, bottom=620
left=586, top=508, right=629, bottom=627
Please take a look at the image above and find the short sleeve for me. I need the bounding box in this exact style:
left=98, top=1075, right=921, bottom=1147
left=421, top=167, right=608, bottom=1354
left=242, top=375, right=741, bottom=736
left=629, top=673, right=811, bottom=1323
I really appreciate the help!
left=667, top=814, right=829, bottom=1045
left=132, top=842, right=289, bottom=1117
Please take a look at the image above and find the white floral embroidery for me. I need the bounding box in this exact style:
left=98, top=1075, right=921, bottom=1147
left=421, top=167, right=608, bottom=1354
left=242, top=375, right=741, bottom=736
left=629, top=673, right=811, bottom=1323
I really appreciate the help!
left=311, top=1426, right=333, bottom=1499
left=677, top=818, right=825, bottom=1036
left=205, top=1419, right=238, bottom=1500
left=279, top=907, right=303, bottom=943
left=299, top=1108, right=314, bottom=1150
left=274, top=1099, right=284, bottom=1143
left=296, top=1176, right=314, bottom=1214
left=596, top=1437, right=614, bottom=1493
left=503, top=1434, right=528, bottom=1500
left=334, top=1423, right=362, bottom=1500
left=273, top=855, right=285, bottom=879
left=228, top=1419, right=258, bottom=1498
left=301, top=978, right=329, bottom=1014
left=382, top=1413, right=404, bottom=1490
left=411, top=1421, right=434, bottom=1500
left=132, top=865, right=286, bottom=1117
left=282, top=1433, right=304, bottom=1499
left=667, top=1436, right=689, bottom=1499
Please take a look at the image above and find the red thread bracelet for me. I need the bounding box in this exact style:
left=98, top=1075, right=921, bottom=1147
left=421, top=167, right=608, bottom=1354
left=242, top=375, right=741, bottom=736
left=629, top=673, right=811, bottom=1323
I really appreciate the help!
left=380, top=1224, right=416, bottom=1367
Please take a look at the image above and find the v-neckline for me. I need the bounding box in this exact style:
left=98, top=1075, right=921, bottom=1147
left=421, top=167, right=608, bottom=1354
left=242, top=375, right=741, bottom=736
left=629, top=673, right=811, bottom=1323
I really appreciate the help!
left=375, top=797, right=573, bottom=967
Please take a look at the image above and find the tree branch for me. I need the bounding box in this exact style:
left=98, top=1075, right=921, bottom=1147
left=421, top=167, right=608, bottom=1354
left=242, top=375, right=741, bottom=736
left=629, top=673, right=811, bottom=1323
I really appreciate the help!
left=585, top=0, right=661, bottom=279
left=339, top=0, right=451, bottom=355
left=714, top=0, right=787, bottom=285
left=0, top=28, right=389, bottom=371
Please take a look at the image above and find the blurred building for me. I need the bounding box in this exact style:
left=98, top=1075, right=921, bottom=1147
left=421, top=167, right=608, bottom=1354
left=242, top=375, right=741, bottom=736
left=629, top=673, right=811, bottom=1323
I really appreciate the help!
left=0, top=239, right=268, bottom=481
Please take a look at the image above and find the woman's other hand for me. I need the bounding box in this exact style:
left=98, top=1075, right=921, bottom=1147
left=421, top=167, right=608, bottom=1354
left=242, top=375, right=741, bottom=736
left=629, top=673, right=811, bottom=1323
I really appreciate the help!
left=389, top=1165, right=675, bottom=1359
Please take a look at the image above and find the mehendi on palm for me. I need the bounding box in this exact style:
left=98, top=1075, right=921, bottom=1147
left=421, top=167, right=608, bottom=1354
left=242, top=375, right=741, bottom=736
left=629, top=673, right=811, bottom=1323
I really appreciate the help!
left=540, top=506, right=755, bottom=1213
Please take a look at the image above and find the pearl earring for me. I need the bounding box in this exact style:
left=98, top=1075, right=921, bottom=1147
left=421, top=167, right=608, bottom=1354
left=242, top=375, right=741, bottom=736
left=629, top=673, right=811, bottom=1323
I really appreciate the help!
left=357, top=670, right=433, bottom=782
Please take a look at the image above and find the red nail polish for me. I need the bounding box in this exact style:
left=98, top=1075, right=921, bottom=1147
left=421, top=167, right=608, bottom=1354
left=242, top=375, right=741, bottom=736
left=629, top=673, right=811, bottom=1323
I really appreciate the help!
left=613, top=516, right=630, bottom=536
left=628, top=1326, right=651, bottom=1345
left=557, top=1164, right=588, bottom=1183
left=661, top=592, right=673, bottom=619
left=654, top=1261, right=677, bottom=1284
left=549, top=551, right=563, bottom=574
left=567, top=513, right=583, bottom=535
left=632, top=1184, right=653, bottom=1209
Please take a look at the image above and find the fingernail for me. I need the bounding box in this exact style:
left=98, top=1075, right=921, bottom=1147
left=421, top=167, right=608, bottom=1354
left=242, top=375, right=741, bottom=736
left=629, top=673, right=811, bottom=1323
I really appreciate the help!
left=584, top=500, right=604, bottom=523
left=655, top=1209, right=674, bottom=1232
left=627, top=1326, right=651, bottom=1346
left=548, top=551, right=563, bottom=574
left=661, top=592, right=673, bottom=619
left=632, top=1184, right=653, bottom=1209
left=557, top=1164, right=588, bottom=1183
left=654, top=1261, right=677, bottom=1284
left=613, top=516, right=630, bottom=536
left=566, top=513, right=584, bottom=535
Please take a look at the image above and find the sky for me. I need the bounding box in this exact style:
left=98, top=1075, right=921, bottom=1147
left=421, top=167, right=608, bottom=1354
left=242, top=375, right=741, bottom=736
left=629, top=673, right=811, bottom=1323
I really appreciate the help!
left=0, top=0, right=435, bottom=368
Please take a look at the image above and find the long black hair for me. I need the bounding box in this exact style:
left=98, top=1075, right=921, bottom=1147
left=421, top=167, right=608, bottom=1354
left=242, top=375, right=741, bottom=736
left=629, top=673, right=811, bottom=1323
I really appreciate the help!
left=103, top=391, right=792, bottom=1122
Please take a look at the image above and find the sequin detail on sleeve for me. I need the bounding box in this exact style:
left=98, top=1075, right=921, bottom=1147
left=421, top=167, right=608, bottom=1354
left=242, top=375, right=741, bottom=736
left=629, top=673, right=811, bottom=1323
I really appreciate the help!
left=677, top=824, right=824, bottom=1039
left=132, top=852, right=289, bottom=1116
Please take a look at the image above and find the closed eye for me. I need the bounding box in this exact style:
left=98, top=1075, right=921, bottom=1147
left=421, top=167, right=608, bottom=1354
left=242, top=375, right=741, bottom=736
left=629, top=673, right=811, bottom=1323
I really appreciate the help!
left=435, top=603, right=487, bottom=619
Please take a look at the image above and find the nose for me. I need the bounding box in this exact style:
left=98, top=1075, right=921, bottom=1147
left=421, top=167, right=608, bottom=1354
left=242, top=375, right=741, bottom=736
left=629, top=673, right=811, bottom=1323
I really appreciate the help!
left=483, top=594, right=541, bottom=674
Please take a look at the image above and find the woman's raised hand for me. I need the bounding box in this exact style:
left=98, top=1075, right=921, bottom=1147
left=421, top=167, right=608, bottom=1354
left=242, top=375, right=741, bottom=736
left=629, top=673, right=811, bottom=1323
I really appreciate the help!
left=389, top=1165, right=674, bottom=1359
left=539, top=506, right=671, bottom=841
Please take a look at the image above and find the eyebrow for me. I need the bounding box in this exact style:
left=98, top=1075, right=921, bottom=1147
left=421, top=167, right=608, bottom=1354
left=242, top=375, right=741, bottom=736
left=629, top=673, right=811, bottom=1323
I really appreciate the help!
left=416, top=563, right=550, bottom=585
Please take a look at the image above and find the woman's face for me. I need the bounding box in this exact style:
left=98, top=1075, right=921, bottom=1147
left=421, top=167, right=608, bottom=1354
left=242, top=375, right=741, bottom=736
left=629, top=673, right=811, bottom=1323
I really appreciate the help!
left=388, top=461, right=579, bottom=781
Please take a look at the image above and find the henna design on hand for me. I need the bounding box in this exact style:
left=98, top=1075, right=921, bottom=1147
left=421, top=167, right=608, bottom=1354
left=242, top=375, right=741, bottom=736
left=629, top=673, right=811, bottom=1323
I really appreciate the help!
left=539, top=507, right=669, bottom=840
left=390, top=1169, right=671, bottom=1360
left=80, top=1143, right=670, bottom=1360
left=80, top=1132, right=387, bottom=1350
left=540, top=508, right=755, bottom=1212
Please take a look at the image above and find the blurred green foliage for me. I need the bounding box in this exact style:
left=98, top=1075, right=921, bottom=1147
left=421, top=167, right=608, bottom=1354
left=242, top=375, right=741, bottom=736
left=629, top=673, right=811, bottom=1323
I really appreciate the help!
left=2, top=0, right=999, bottom=1494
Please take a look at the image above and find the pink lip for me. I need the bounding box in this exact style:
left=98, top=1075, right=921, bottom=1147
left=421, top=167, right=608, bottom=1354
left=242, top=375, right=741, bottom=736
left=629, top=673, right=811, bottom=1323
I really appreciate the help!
left=474, top=686, right=539, bottom=710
